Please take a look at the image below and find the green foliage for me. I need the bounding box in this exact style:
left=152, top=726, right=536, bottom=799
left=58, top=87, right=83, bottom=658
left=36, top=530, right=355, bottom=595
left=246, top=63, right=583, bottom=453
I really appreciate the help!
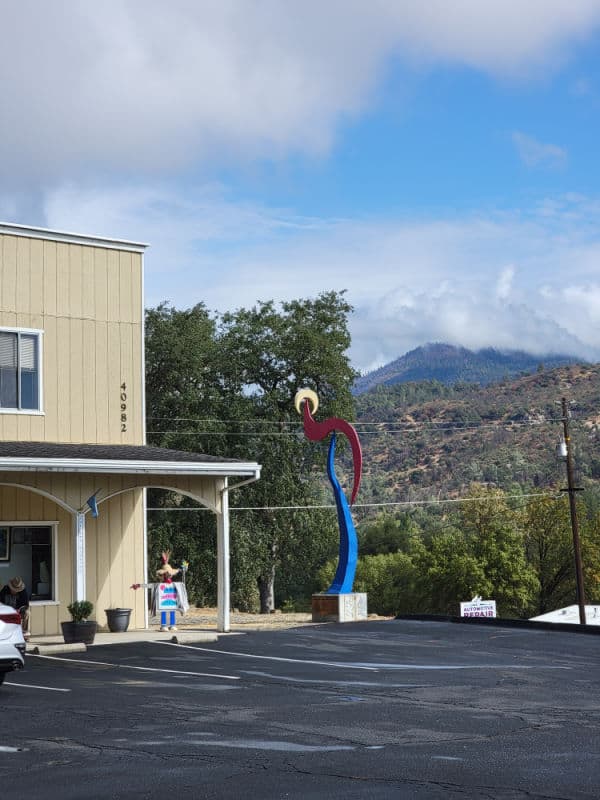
left=338, top=486, right=600, bottom=618
left=359, top=512, right=422, bottom=556
left=67, top=600, right=93, bottom=622
left=458, top=485, right=537, bottom=616
left=356, top=552, right=421, bottom=615
left=580, top=492, right=600, bottom=603
left=523, top=495, right=575, bottom=613
left=148, top=512, right=217, bottom=606
left=145, top=291, right=357, bottom=612
left=145, top=303, right=223, bottom=433
left=417, top=531, right=490, bottom=614
left=318, top=551, right=421, bottom=616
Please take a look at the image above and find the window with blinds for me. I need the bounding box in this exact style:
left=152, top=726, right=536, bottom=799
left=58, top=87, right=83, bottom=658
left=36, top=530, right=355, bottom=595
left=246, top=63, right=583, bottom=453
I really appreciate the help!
left=0, top=329, right=40, bottom=411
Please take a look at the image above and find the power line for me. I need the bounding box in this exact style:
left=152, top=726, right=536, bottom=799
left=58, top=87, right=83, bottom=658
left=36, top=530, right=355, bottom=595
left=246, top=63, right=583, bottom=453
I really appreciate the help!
left=146, top=420, right=569, bottom=437
left=147, top=490, right=558, bottom=513
left=147, top=416, right=568, bottom=429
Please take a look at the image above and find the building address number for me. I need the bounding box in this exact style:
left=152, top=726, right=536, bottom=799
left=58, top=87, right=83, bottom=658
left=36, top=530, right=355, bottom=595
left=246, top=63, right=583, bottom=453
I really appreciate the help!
left=120, top=382, right=127, bottom=432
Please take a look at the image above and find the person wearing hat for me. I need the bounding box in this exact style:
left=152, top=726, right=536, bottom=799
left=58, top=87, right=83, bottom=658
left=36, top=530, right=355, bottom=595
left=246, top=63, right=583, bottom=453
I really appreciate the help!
left=0, top=576, right=30, bottom=639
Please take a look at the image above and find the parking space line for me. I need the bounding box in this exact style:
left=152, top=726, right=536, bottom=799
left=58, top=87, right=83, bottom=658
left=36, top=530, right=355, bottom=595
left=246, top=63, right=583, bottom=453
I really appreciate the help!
left=156, top=643, right=570, bottom=673
left=156, top=641, right=379, bottom=670
left=5, top=680, right=71, bottom=692
left=29, top=653, right=240, bottom=680
left=345, top=662, right=571, bottom=670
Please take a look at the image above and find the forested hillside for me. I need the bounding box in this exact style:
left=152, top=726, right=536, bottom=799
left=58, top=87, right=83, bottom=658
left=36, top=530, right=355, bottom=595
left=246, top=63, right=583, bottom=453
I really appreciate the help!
left=355, top=363, right=600, bottom=505
left=354, top=343, right=580, bottom=394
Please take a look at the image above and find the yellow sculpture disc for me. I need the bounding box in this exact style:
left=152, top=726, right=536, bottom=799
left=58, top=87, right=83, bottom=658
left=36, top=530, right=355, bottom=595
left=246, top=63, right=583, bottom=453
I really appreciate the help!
left=294, top=388, right=319, bottom=416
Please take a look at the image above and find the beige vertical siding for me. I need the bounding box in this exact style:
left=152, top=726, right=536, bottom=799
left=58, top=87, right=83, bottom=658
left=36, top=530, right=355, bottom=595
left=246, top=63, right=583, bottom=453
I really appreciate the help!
left=0, top=232, right=144, bottom=445
left=0, top=228, right=147, bottom=635
left=0, top=485, right=71, bottom=637
left=0, top=480, right=146, bottom=636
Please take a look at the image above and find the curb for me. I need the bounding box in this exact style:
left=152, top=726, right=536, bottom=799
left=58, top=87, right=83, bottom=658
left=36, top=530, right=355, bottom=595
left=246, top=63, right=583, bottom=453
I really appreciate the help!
left=28, top=643, right=87, bottom=655
left=171, top=632, right=219, bottom=644
left=395, top=613, right=600, bottom=635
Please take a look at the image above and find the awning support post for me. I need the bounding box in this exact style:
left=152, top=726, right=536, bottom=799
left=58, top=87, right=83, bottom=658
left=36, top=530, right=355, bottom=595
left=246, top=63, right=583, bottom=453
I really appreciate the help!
left=74, top=511, right=87, bottom=602
left=216, top=478, right=230, bottom=633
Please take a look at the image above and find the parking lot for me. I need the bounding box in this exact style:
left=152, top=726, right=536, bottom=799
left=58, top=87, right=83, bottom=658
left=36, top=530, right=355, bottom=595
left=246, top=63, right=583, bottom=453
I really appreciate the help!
left=1, top=619, right=599, bottom=799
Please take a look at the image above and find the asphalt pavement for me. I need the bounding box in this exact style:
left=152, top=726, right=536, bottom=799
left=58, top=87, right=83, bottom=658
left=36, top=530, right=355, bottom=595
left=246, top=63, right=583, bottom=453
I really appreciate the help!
left=1, top=619, right=599, bottom=799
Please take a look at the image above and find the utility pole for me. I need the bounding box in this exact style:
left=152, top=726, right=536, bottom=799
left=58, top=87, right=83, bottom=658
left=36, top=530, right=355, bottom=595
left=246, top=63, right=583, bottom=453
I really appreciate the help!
left=560, top=397, right=586, bottom=625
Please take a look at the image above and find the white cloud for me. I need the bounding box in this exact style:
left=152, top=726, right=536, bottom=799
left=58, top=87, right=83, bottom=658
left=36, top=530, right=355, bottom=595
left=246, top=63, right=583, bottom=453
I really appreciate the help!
left=563, top=284, right=600, bottom=323
left=495, top=266, right=516, bottom=300
left=5, top=4, right=600, bottom=372
left=1, top=2, right=599, bottom=187
left=512, top=132, right=567, bottom=168
left=42, top=184, right=600, bottom=370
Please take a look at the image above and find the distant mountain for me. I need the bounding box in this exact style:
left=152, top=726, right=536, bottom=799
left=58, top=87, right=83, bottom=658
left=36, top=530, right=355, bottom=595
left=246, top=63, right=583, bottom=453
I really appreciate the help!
left=353, top=343, right=582, bottom=394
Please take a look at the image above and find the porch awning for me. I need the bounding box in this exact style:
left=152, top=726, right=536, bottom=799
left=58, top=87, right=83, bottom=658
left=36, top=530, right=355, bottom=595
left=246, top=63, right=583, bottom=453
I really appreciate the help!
left=0, top=441, right=261, bottom=632
left=0, top=441, right=260, bottom=478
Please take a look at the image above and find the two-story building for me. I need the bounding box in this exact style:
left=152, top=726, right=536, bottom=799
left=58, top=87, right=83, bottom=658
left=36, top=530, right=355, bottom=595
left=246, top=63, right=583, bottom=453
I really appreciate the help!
left=0, top=222, right=260, bottom=635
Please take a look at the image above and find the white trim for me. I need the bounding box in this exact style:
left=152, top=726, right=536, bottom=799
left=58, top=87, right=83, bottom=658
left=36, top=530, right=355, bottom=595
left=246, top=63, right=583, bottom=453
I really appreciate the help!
left=0, top=409, right=45, bottom=416
left=0, top=483, right=76, bottom=514
left=0, top=327, right=44, bottom=413
left=74, top=512, right=86, bottom=602
left=141, top=250, right=147, bottom=446
left=142, top=488, right=148, bottom=630
left=0, top=521, right=58, bottom=602
left=0, top=325, right=43, bottom=336
left=29, top=600, right=59, bottom=606
left=38, top=330, right=44, bottom=413
left=216, top=478, right=230, bottom=633
left=0, top=221, right=147, bottom=253
left=0, top=457, right=261, bottom=477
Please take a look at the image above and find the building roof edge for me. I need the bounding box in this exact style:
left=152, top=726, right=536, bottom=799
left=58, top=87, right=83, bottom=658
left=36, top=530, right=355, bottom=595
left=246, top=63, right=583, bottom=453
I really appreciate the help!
left=0, top=221, right=148, bottom=253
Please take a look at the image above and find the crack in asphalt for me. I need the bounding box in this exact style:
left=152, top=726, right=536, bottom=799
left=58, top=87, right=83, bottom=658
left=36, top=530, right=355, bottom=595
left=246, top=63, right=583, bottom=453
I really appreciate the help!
left=283, top=763, right=576, bottom=799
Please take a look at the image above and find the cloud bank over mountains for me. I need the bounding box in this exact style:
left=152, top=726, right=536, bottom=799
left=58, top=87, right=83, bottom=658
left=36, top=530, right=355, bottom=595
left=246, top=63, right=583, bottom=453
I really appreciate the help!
left=45, top=184, right=600, bottom=371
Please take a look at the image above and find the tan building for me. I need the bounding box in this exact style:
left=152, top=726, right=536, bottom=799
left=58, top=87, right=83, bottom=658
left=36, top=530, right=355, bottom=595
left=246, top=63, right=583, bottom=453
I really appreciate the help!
left=0, top=222, right=260, bottom=635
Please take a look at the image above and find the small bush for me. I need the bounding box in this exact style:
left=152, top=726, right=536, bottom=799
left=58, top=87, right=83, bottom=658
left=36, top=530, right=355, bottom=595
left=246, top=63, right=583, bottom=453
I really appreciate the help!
left=67, top=600, right=94, bottom=622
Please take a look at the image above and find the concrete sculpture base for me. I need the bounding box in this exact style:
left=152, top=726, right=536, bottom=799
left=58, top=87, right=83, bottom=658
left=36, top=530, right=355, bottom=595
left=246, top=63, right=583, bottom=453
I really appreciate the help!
left=312, top=592, right=368, bottom=623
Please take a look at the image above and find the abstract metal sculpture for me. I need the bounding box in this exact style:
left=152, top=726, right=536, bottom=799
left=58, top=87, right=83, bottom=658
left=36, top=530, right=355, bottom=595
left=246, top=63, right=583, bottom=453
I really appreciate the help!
left=294, top=388, right=362, bottom=594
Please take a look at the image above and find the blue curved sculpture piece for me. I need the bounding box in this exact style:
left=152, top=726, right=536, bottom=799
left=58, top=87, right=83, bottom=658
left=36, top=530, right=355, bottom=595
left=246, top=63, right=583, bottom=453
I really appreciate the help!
left=325, top=433, right=358, bottom=594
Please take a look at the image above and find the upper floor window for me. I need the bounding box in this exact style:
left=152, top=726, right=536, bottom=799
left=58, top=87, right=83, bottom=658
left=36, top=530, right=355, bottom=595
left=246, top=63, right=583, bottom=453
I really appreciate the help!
left=0, top=329, right=42, bottom=411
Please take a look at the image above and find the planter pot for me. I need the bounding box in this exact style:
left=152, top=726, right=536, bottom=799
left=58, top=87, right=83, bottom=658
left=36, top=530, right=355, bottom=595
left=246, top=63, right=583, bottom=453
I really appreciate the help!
left=105, top=608, right=132, bottom=633
left=61, top=620, right=97, bottom=645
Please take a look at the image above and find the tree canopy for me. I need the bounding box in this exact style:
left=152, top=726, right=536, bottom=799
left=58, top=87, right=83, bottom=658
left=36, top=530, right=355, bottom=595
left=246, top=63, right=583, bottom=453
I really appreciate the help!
left=145, top=292, right=357, bottom=611
left=319, top=486, right=600, bottom=617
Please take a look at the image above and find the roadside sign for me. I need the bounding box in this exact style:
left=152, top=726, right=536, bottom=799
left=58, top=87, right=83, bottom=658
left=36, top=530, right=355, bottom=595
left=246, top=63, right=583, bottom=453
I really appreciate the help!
left=460, top=597, right=496, bottom=618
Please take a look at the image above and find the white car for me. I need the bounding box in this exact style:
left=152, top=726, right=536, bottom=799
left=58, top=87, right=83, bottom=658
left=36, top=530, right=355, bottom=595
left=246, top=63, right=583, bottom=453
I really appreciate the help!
left=0, top=602, right=26, bottom=685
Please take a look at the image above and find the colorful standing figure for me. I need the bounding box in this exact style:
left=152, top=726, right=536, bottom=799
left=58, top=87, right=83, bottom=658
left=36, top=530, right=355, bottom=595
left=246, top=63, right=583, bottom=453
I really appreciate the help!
left=131, top=550, right=189, bottom=631
left=294, top=388, right=362, bottom=594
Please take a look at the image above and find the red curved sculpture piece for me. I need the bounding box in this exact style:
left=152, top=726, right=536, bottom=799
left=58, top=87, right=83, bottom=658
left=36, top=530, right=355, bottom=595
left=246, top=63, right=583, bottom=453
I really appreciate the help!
left=302, top=401, right=362, bottom=505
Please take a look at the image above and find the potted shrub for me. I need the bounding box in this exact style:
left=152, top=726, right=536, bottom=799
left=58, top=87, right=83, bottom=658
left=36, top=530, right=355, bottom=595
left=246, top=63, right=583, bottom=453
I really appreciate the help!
left=61, top=600, right=97, bottom=644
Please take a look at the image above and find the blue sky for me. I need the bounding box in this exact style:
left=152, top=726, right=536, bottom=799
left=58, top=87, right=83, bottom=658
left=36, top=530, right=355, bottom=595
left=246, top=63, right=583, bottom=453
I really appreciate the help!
left=2, top=2, right=600, bottom=372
